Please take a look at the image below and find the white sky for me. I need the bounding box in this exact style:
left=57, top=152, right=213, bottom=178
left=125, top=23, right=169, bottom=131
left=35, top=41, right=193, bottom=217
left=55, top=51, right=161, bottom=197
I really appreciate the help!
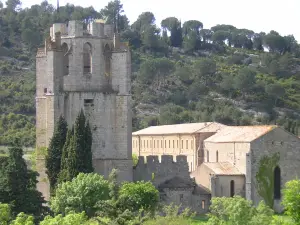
left=21, top=0, right=300, bottom=41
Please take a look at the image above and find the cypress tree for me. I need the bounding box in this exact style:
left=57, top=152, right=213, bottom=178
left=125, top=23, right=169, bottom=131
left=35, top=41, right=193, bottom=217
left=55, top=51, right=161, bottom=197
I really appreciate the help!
left=0, top=141, right=47, bottom=218
left=45, top=115, right=68, bottom=193
left=58, top=126, right=73, bottom=183
left=57, top=110, right=93, bottom=183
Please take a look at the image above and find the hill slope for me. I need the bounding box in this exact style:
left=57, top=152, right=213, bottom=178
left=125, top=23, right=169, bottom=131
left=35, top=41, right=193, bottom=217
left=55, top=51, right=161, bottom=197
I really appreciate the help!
left=1, top=1, right=300, bottom=147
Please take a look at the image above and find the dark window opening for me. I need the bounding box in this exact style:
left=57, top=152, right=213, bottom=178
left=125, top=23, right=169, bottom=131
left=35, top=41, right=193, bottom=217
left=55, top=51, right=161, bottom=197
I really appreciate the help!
left=274, top=166, right=281, bottom=200
left=83, top=43, right=92, bottom=74
left=179, top=194, right=183, bottom=201
left=230, top=180, right=235, bottom=197
left=84, top=99, right=94, bottom=106
left=44, top=88, right=47, bottom=93
left=216, top=150, right=219, bottom=162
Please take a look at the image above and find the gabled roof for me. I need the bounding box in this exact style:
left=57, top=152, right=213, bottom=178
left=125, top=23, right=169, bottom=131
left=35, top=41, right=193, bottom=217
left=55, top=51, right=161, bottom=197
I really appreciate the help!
left=132, top=122, right=226, bottom=136
left=158, top=176, right=195, bottom=189
left=203, top=162, right=243, bottom=175
left=204, top=125, right=277, bottom=143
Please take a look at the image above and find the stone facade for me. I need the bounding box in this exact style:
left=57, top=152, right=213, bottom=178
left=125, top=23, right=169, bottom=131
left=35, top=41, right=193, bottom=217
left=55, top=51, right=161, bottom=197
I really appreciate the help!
left=133, top=155, right=211, bottom=214
left=134, top=124, right=300, bottom=213
left=36, top=20, right=132, bottom=200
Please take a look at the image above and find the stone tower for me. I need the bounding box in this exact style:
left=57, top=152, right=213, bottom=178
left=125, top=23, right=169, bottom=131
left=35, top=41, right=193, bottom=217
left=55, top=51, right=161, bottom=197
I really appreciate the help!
left=35, top=20, right=132, bottom=200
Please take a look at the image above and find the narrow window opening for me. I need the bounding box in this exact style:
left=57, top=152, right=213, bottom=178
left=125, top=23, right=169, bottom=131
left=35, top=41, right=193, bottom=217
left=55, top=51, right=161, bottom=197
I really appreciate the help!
left=274, top=166, right=281, bottom=200
left=207, top=150, right=209, bottom=162
left=186, top=140, right=188, bottom=149
left=83, top=42, right=92, bottom=74
left=44, top=88, right=47, bottom=93
left=216, top=150, right=219, bottom=162
left=230, top=180, right=235, bottom=197
left=104, top=44, right=111, bottom=77
left=201, top=200, right=205, bottom=209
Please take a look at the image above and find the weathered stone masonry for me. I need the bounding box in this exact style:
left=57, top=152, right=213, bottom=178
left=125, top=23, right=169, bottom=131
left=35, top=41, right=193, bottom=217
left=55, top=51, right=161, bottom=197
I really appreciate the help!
left=36, top=20, right=133, bottom=200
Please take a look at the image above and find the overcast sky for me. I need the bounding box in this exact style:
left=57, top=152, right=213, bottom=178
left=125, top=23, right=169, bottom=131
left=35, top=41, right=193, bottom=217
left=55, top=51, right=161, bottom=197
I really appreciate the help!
left=21, top=0, right=300, bottom=41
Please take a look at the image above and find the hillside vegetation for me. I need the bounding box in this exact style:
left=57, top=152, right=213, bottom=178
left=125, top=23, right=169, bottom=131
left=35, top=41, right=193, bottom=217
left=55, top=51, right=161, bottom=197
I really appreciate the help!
left=1, top=0, right=300, bottom=147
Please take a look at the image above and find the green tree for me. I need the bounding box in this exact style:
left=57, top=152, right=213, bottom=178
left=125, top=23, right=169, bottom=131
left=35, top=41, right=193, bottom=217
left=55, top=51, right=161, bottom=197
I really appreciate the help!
left=193, top=58, right=216, bottom=85
left=0, top=143, right=46, bottom=218
left=51, top=173, right=110, bottom=217
left=265, top=83, right=285, bottom=106
left=234, top=67, right=256, bottom=94
left=161, top=17, right=182, bottom=47
left=207, top=196, right=274, bottom=225
left=58, top=111, right=93, bottom=182
left=118, top=181, right=159, bottom=213
left=100, top=0, right=129, bottom=32
left=46, top=115, right=68, bottom=194
left=0, top=203, right=11, bottom=225
left=282, top=179, right=300, bottom=224
left=10, top=213, right=34, bottom=225
left=40, top=212, right=90, bottom=225
left=58, top=127, right=74, bottom=183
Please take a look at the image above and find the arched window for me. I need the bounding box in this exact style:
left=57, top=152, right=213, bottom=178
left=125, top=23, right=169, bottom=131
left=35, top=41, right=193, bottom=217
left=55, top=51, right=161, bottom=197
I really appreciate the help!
left=274, top=166, right=281, bottom=200
left=62, top=43, right=69, bottom=75
left=216, top=150, right=219, bottom=162
left=83, top=42, right=92, bottom=74
left=230, top=180, right=235, bottom=197
left=104, top=44, right=111, bottom=77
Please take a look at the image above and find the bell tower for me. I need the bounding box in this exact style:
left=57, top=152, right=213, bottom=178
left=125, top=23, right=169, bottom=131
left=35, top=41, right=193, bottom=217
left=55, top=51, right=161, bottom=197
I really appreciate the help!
left=35, top=20, right=133, bottom=200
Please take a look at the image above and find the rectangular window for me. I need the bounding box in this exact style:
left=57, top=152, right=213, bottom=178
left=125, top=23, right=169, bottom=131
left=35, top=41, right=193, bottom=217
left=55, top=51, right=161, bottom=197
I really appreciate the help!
left=84, top=99, right=94, bottom=107
left=186, top=140, right=188, bottom=149
left=169, top=140, right=170, bottom=148
left=150, top=140, right=152, bottom=148
left=44, top=88, right=47, bottom=93
left=180, top=194, right=183, bottom=201
left=143, top=140, right=145, bottom=148
left=202, top=200, right=205, bottom=209
left=165, top=140, right=166, bottom=148
left=173, top=140, right=175, bottom=148
left=154, top=140, right=155, bottom=148
left=157, top=140, right=159, bottom=148
left=181, top=140, right=183, bottom=149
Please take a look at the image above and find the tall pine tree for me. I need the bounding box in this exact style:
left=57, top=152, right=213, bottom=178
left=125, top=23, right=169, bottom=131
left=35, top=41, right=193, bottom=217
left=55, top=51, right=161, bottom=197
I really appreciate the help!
left=45, top=115, right=68, bottom=194
left=0, top=141, right=47, bottom=218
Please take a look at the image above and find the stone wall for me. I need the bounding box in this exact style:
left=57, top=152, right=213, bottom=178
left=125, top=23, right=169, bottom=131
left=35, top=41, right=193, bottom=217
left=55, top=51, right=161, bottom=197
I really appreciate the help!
left=133, top=155, right=190, bottom=187
left=250, top=127, right=300, bottom=212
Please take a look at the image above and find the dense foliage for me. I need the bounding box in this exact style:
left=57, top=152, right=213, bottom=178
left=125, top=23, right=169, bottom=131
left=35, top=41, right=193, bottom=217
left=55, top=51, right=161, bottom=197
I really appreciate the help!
left=45, top=115, right=68, bottom=194
left=50, top=173, right=110, bottom=217
left=282, top=179, right=300, bottom=224
left=0, top=144, right=47, bottom=220
left=0, top=0, right=300, bottom=146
